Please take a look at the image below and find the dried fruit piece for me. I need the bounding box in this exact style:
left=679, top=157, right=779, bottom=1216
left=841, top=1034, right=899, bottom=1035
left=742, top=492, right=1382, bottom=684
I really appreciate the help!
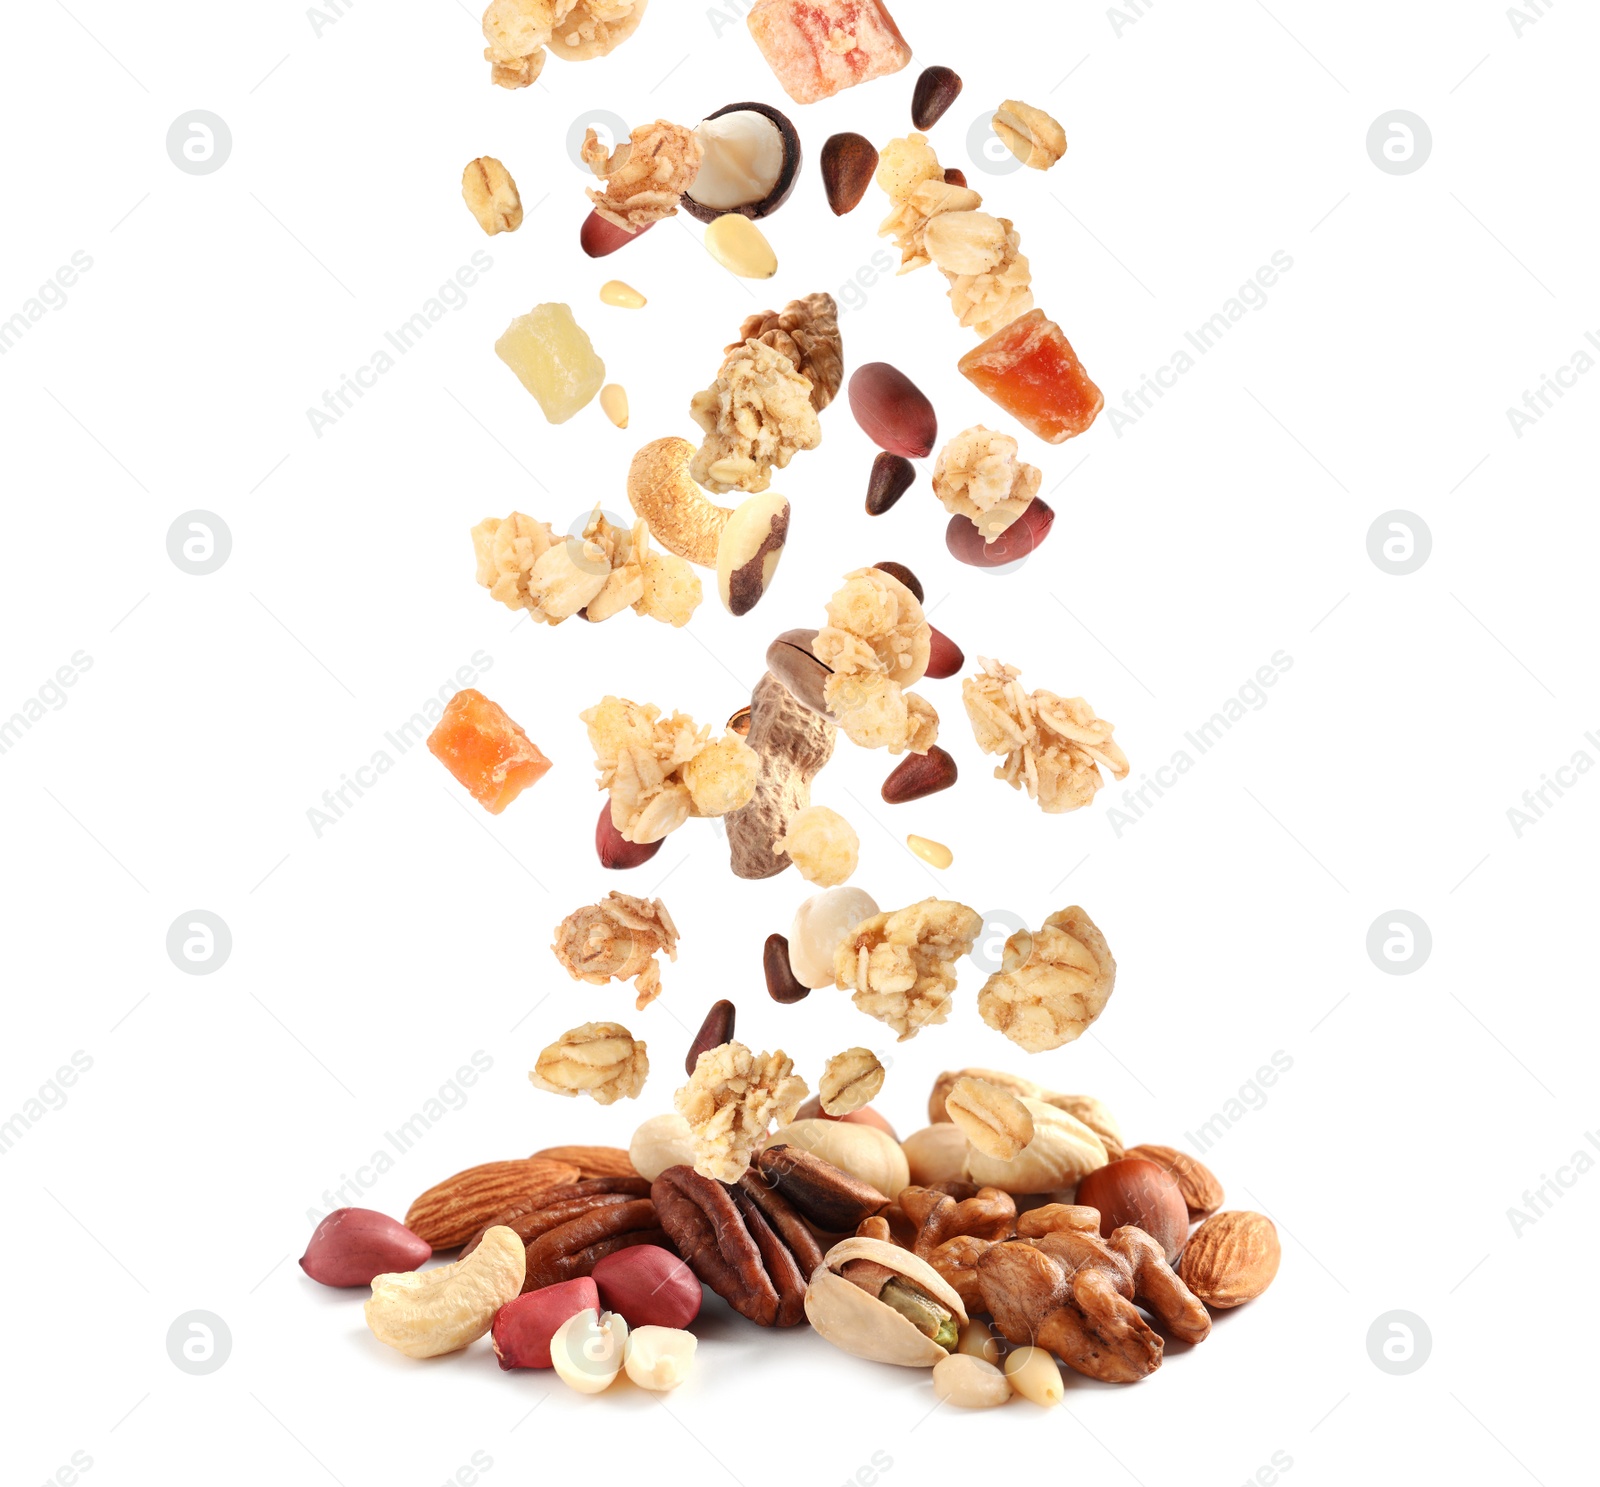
left=958, top=308, right=1102, bottom=444
left=599, top=279, right=646, bottom=308
left=789, top=887, right=879, bottom=989
left=674, top=1040, right=807, bottom=1183
left=599, top=384, right=628, bottom=427
left=746, top=0, right=912, bottom=104
left=764, top=932, right=811, bottom=1003
left=992, top=100, right=1067, bottom=170
left=945, top=497, right=1054, bottom=568
left=835, top=898, right=982, bottom=1041
left=933, top=426, right=1041, bottom=540
left=726, top=671, right=837, bottom=879
left=819, top=1047, right=886, bottom=1115
left=945, top=1077, right=1034, bottom=1160
left=978, top=906, right=1116, bottom=1053
left=550, top=1307, right=627, bottom=1393
left=529, top=1022, right=648, bottom=1105
left=963, top=660, right=1128, bottom=813
left=683, top=102, right=801, bottom=223
left=495, top=303, right=606, bottom=423
left=907, top=834, right=952, bottom=869
left=365, top=1225, right=526, bottom=1358
left=774, top=804, right=858, bottom=887
left=821, top=132, right=879, bottom=215
left=848, top=362, right=937, bottom=457
left=716, top=491, right=790, bottom=614
left=882, top=745, right=958, bottom=803
left=1124, top=1144, right=1225, bottom=1221
left=427, top=689, right=552, bottom=814
left=553, top=892, right=678, bottom=1010
left=300, top=1209, right=431, bottom=1288
left=581, top=211, right=655, bottom=257
left=686, top=999, right=736, bottom=1074
left=730, top=293, right=842, bottom=412
left=704, top=212, right=778, bottom=278
left=691, top=339, right=819, bottom=494
left=462, top=156, right=522, bottom=234
left=583, top=119, right=702, bottom=232
left=912, top=66, right=963, bottom=129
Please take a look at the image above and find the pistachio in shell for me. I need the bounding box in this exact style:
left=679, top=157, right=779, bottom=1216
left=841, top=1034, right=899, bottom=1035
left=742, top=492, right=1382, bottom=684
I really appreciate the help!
left=804, top=1236, right=968, bottom=1367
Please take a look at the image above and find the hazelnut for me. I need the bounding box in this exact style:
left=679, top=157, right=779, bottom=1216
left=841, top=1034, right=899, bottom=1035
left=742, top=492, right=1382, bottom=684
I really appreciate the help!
left=1075, top=1158, right=1190, bottom=1263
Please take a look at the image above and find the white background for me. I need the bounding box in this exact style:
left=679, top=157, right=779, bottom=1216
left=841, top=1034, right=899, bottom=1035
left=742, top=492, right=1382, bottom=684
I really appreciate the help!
left=3, top=1, right=1596, bottom=1483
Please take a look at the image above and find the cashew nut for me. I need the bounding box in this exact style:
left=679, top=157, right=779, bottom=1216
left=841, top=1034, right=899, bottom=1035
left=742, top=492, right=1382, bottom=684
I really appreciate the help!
left=364, top=1224, right=525, bottom=1358
left=627, top=437, right=731, bottom=568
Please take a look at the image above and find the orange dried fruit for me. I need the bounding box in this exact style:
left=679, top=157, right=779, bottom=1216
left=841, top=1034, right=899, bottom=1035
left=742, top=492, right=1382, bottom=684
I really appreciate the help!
left=428, top=688, right=551, bottom=814
left=957, top=309, right=1103, bottom=444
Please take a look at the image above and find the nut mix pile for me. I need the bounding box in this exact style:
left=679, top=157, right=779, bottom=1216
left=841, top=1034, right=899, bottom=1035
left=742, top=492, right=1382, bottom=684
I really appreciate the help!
left=302, top=0, right=1283, bottom=1408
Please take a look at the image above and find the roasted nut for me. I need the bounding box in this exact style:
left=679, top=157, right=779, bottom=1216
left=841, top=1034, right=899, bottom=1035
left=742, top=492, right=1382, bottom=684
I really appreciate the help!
left=553, top=892, right=678, bottom=1010
left=848, top=361, right=938, bottom=458
left=300, top=1209, right=431, bottom=1288
left=881, top=745, right=958, bottom=803
left=727, top=672, right=837, bottom=880
left=964, top=1099, right=1108, bottom=1194
left=774, top=804, right=859, bottom=886
left=653, top=1163, right=821, bottom=1326
left=729, top=292, right=842, bottom=412
left=819, top=1047, right=885, bottom=1115
left=756, top=1144, right=889, bottom=1232
left=550, top=1307, right=627, bottom=1393
left=1075, top=1159, right=1190, bottom=1264
left=805, top=1236, right=967, bottom=1367
left=871, top=560, right=923, bottom=601
left=788, top=886, right=879, bottom=989
left=1178, top=1211, right=1280, bottom=1307
left=462, top=156, right=522, bottom=234
left=596, top=798, right=665, bottom=870
left=763, top=932, right=811, bottom=1003
left=902, top=1123, right=971, bottom=1187
left=945, top=497, right=1055, bottom=568
left=716, top=491, right=790, bottom=614
left=624, top=1324, right=697, bottom=1390
left=627, top=437, right=732, bottom=567
left=978, top=906, right=1117, bottom=1052
left=491, top=1277, right=600, bottom=1369
left=925, top=629, right=964, bottom=680
left=1124, top=1144, right=1224, bottom=1221
left=835, top=898, right=983, bottom=1041
left=704, top=211, right=779, bottom=277
left=992, top=100, right=1067, bottom=170
left=764, top=1118, right=910, bottom=1199
left=683, top=102, right=802, bottom=224
left=581, top=210, right=656, bottom=257
left=404, top=1157, right=581, bottom=1249
left=529, top=1022, right=648, bottom=1105
left=365, top=1224, right=525, bottom=1358
left=912, top=65, right=964, bottom=129
left=934, top=1351, right=1010, bottom=1407
left=686, top=999, right=737, bottom=1075
left=866, top=452, right=916, bottom=515
left=766, top=628, right=835, bottom=718
left=592, top=1244, right=703, bottom=1329
left=675, top=1041, right=807, bottom=1183
left=1005, top=1345, right=1064, bottom=1406
left=821, top=132, right=879, bottom=215
left=945, top=1077, right=1035, bottom=1161
left=529, top=1146, right=639, bottom=1180
left=628, top=1113, right=697, bottom=1182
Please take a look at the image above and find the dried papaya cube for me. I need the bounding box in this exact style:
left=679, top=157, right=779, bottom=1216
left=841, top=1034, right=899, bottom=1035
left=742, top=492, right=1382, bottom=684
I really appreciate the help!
left=428, top=688, right=551, bottom=814
left=958, top=309, right=1104, bottom=444
left=746, top=0, right=912, bottom=105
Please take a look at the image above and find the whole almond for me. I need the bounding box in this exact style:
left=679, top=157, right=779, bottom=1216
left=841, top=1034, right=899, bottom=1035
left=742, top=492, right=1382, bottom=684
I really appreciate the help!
left=1178, top=1210, right=1280, bottom=1307
left=530, top=1145, right=639, bottom=1180
left=1124, top=1143, right=1224, bottom=1220
left=881, top=745, right=958, bottom=804
left=821, top=133, right=879, bottom=216
left=405, top=1157, right=581, bottom=1249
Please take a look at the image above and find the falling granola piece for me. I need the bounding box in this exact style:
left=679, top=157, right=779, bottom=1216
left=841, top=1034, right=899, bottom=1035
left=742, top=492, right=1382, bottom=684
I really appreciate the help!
left=529, top=1021, right=649, bottom=1104
left=548, top=0, right=650, bottom=59
left=553, top=892, right=680, bottom=1010
left=962, top=658, right=1128, bottom=813
left=428, top=689, right=553, bottom=814
left=689, top=338, right=821, bottom=495
left=876, top=134, right=983, bottom=273
left=583, top=120, right=703, bottom=233
left=991, top=101, right=1067, bottom=171
left=462, top=157, right=523, bottom=234
left=745, top=0, right=912, bottom=105
left=938, top=219, right=1034, bottom=338
left=978, top=907, right=1115, bottom=1053
left=834, top=898, right=982, bottom=1041
left=773, top=805, right=858, bottom=887
left=958, top=309, right=1103, bottom=444
left=812, top=568, right=938, bottom=755
left=729, top=293, right=843, bottom=412
left=482, top=0, right=571, bottom=88
left=819, top=1047, right=885, bottom=1115
left=675, top=1040, right=807, bottom=1183
left=932, top=427, right=1042, bottom=541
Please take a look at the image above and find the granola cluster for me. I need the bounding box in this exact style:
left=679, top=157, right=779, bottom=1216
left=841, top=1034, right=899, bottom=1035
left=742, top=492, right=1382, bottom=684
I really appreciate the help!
left=978, top=906, right=1117, bottom=1053
left=932, top=427, right=1042, bottom=539
left=962, top=658, right=1129, bottom=813
left=553, top=892, right=680, bottom=1010
left=674, top=1041, right=807, bottom=1183
left=689, top=338, right=822, bottom=494
left=773, top=804, right=858, bottom=887
left=834, top=898, right=983, bottom=1041
left=482, top=0, right=645, bottom=86
left=812, top=568, right=938, bottom=754
left=582, top=697, right=759, bottom=844
left=473, top=510, right=701, bottom=628
left=529, top=1021, right=649, bottom=1105
left=729, top=293, right=844, bottom=412
left=584, top=119, right=703, bottom=231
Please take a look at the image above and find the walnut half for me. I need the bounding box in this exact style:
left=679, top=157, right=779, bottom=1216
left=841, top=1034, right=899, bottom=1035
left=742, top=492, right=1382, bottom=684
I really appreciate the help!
left=729, top=293, right=843, bottom=412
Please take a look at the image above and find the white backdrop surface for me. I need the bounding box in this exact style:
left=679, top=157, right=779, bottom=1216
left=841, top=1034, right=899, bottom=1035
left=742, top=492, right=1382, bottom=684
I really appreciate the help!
left=3, top=2, right=1596, bottom=1484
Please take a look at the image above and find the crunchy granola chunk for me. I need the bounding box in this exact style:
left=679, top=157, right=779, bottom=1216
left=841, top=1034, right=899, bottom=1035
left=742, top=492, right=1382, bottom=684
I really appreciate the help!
left=834, top=898, right=982, bottom=1041
left=876, top=134, right=982, bottom=272
left=529, top=1021, right=648, bottom=1104
left=584, top=119, right=703, bottom=232
left=688, top=338, right=821, bottom=494
left=634, top=542, right=702, bottom=627
left=941, top=219, right=1034, bottom=338
left=549, top=0, right=648, bottom=59
left=977, top=907, right=1116, bottom=1053
left=812, top=568, right=938, bottom=754
left=729, top=293, right=843, bottom=412
left=875, top=132, right=945, bottom=201
left=773, top=805, right=858, bottom=887
left=819, top=1046, right=885, bottom=1115
left=553, top=892, right=679, bottom=1010
left=675, top=1040, right=807, bottom=1183
left=482, top=0, right=571, bottom=87
left=932, top=427, right=1042, bottom=540
left=582, top=696, right=756, bottom=843
left=962, top=658, right=1129, bottom=813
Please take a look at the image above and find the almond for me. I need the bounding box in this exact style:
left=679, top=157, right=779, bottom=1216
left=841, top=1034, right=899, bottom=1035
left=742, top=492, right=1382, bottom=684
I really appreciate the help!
left=1124, top=1143, right=1224, bottom=1220
left=530, top=1145, right=639, bottom=1180
left=1178, top=1210, right=1280, bottom=1308
left=405, top=1157, right=582, bottom=1249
